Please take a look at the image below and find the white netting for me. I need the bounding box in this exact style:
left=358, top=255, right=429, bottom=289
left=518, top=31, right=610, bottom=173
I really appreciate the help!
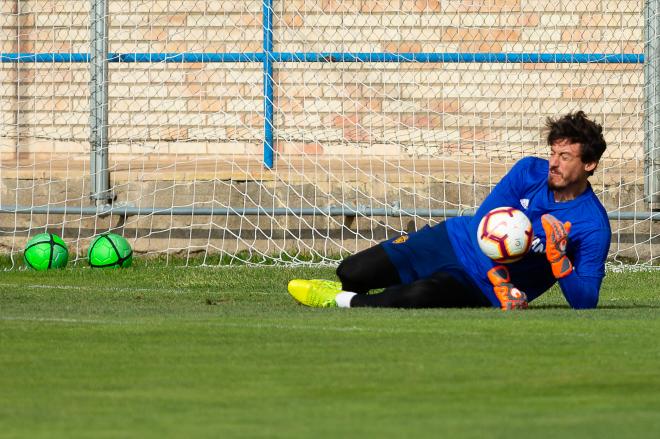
left=0, top=0, right=657, bottom=267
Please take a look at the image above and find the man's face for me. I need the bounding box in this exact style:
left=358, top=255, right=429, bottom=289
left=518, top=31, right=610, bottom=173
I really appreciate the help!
left=547, top=139, right=596, bottom=191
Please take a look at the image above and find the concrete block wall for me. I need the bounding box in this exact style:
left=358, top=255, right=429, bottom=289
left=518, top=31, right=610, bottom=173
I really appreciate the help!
left=0, top=165, right=657, bottom=262
left=0, top=1, right=654, bottom=263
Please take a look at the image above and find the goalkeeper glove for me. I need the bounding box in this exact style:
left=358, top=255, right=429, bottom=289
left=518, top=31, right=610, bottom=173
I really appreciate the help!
left=487, top=265, right=528, bottom=311
left=541, top=214, right=573, bottom=279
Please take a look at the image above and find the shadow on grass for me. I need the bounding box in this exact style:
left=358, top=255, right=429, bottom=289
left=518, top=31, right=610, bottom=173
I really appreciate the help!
left=532, top=304, right=660, bottom=309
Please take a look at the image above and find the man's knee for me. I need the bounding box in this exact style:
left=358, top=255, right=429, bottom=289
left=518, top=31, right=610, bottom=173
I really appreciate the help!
left=336, top=245, right=401, bottom=293
left=337, top=254, right=378, bottom=294
left=336, top=257, right=357, bottom=285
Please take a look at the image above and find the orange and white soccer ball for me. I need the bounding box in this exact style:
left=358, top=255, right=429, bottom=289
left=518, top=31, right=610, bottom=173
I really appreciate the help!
left=477, top=207, right=533, bottom=263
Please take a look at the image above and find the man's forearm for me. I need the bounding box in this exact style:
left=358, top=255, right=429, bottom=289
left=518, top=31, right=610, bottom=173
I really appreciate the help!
left=557, top=270, right=601, bottom=309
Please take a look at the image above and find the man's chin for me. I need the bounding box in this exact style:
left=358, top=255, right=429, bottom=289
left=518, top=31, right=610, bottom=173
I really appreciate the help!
left=547, top=177, right=563, bottom=190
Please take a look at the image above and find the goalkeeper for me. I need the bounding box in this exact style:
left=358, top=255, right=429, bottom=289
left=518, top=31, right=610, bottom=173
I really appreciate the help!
left=288, top=111, right=611, bottom=310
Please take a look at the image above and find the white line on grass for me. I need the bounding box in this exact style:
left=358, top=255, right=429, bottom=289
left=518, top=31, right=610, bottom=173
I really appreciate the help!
left=0, top=315, right=476, bottom=336
left=0, top=316, right=121, bottom=325
left=0, top=283, right=270, bottom=295
left=197, top=320, right=464, bottom=335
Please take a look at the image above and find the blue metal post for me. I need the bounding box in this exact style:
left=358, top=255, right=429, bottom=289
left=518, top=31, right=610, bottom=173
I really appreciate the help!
left=262, top=0, right=275, bottom=169
left=0, top=52, right=644, bottom=64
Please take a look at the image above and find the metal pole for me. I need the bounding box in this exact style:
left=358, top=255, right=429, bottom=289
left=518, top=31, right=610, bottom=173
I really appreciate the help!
left=0, top=205, right=657, bottom=221
left=0, top=52, right=645, bottom=64
left=645, top=0, right=660, bottom=210
left=89, top=0, right=113, bottom=204
left=13, top=0, right=19, bottom=156
left=262, top=0, right=275, bottom=169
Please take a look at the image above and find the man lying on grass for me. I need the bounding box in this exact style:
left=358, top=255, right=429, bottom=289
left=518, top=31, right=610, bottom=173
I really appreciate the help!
left=288, top=111, right=611, bottom=311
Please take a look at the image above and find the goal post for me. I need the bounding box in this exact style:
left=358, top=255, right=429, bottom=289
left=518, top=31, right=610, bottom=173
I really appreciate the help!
left=0, top=0, right=657, bottom=268
left=645, top=0, right=660, bottom=211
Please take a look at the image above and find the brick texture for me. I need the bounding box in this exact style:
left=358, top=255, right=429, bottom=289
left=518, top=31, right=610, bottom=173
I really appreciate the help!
left=0, top=0, right=645, bottom=164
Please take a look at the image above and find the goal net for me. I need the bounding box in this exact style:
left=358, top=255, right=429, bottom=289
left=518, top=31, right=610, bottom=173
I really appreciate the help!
left=0, top=0, right=657, bottom=267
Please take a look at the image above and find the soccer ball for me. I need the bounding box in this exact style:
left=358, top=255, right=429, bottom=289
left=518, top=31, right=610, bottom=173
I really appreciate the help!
left=477, top=207, right=533, bottom=263
left=87, top=233, right=133, bottom=268
left=23, top=232, right=69, bottom=270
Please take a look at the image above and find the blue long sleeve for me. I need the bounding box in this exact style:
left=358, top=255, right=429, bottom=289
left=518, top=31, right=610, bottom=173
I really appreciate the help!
left=554, top=211, right=610, bottom=309
left=557, top=270, right=602, bottom=309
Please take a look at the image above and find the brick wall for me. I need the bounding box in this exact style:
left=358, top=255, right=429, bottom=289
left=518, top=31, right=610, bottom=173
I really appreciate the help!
left=0, top=0, right=646, bottom=164
left=0, top=1, right=655, bottom=263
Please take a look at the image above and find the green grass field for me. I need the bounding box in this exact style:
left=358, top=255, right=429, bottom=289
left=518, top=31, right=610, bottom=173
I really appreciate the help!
left=1, top=265, right=659, bottom=438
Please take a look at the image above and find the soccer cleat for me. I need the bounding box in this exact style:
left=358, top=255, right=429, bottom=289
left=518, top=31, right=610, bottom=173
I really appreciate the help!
left=287, top=279, right=342, bottom=308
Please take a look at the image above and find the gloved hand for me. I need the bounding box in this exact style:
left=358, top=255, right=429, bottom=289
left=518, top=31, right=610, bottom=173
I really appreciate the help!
left=487, top=265, right=528, bottom=311
left=541, top=214, right=573, bottom=278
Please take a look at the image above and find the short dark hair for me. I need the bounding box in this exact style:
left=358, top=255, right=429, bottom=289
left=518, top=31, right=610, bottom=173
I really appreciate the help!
left=546, top=111, right=607, bottom=173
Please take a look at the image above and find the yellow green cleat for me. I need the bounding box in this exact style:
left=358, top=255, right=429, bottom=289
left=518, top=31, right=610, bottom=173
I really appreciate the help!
left=287, top=279, right=343, bottom=308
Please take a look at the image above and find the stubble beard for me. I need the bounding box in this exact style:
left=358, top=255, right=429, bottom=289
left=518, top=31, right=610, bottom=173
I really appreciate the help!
left=547, top=172, right=564, bottom=191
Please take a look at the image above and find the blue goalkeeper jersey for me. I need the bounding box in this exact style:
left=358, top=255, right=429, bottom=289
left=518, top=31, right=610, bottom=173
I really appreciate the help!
left=445, top=157, right=611, bottom=309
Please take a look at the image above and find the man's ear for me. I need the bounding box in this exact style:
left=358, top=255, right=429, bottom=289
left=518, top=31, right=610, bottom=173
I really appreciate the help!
left=584, top=161, right=598, bottom=173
